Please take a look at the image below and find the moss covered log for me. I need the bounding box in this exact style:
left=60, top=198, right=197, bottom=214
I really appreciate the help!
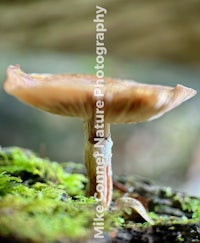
left=0, top=147, right=199, bottom=242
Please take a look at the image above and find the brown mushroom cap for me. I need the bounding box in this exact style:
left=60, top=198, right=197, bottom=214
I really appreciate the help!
left=4, top=65, right=196, bottom=124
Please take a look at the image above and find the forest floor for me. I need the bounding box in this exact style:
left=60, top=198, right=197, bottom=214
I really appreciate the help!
left=0, top=147, right=199, bottom=243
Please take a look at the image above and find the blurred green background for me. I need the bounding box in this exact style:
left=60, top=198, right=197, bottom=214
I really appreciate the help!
left=0, top=0, right=199, bottom=195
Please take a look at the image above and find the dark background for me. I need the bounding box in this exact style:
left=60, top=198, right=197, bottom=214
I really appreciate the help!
left=0, top=0, right=199, bottom=195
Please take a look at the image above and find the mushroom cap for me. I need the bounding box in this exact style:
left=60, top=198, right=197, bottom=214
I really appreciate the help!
left=4, top=65, right=196, bottom=124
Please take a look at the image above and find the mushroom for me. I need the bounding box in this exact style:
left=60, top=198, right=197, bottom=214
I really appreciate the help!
left=4, top=65, right=196, bottom=208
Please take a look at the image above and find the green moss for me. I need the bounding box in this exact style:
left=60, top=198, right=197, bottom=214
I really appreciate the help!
left=0, top=147, right=98, bottom=242
left=176, top=233, right=184, bottom=242
left=0, top=147, right=87, bottom=197
left=0, top=147, right=200, bottom=242
left=173, top=193, right=200, bottom=219
left=161, top=187, right=173, bottom=198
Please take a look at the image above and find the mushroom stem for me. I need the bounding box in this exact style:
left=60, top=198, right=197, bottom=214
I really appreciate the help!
left=84, top=118, right=113, bottom=208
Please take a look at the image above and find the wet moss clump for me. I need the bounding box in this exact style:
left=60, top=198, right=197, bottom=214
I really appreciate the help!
left=0, top=147, right=119, bottom=242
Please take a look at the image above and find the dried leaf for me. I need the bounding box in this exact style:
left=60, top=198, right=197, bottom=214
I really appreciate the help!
left=115, top=196, right=154, bottom=224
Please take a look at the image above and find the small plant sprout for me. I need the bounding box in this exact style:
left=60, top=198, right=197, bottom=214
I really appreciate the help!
left=4, top=65, right=196, bottom=209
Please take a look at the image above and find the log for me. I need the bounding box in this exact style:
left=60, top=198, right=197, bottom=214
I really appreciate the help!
left=0, top=147, right=199, bottom=242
